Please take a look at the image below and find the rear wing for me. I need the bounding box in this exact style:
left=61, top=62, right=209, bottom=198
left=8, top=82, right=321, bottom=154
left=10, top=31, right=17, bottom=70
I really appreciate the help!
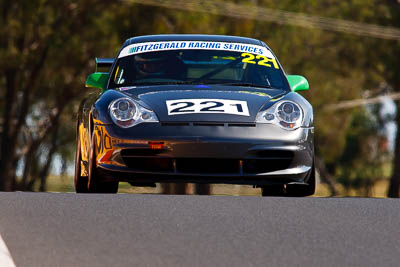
left=95, top=58, right=115, bottom=72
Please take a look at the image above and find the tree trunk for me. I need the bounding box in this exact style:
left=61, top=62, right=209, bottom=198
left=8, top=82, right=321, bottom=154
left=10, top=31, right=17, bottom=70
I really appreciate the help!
left=169, top=183, right=186, bottom=194
left=39, top=125, right=60, bottom=192
left=20, top=140, right=40, bottom=190
left=161, top=183, right=193, bottom=195
left=0, top=70, right=18, bottom=191
left=315, top=156, right=338, bottom=196
left=160, top=183, right=170, bottom=194
left=195, top=184, right=211, bottom=195
left=388, top=101, right=400, bottom=197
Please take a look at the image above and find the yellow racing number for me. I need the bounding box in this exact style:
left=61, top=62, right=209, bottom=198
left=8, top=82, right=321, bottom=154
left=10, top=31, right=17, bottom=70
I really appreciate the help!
left=241, top=53, right=279, bottom=69
left=241, top=53, right=256, bottom=64
left=256, top=55, right=279, bottom=69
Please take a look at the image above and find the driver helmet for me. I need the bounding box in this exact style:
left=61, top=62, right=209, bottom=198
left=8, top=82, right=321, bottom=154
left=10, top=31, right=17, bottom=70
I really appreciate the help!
left=134, top=53, right=169, bottom=77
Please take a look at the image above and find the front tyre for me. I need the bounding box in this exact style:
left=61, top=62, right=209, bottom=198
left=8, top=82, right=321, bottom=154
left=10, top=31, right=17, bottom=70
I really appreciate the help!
left=286, top=163, right=316, bottom=197
left=261, top=162, right=316, bottom=197
left=74, top=136, right=89, bottom=193
left=88, top=133, right=119, bottom=194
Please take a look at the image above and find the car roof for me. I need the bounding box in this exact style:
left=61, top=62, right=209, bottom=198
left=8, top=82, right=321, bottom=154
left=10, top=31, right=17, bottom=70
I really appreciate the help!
left=122, top=34, right=267, bottom=48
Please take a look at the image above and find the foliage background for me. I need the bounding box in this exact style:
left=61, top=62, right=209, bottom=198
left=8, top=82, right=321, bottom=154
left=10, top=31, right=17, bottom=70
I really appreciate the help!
left=1, top=0, right=400, bottom=196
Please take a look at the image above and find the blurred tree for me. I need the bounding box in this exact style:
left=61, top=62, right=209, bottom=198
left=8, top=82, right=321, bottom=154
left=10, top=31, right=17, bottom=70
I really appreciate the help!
left=0, top=0, right=117, bottom=191
left=337, top=108, right=389, bottom=196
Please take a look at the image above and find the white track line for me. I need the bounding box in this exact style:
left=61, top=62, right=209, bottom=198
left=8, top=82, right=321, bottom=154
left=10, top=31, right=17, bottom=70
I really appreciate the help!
left=0, top=234, right=16, bottom=267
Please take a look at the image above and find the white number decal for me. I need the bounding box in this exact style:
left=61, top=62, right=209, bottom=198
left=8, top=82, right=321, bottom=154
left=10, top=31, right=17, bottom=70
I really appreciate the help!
left=166, top=99, right=250, bottom=116
left=169, top=101, right=195, bottom=113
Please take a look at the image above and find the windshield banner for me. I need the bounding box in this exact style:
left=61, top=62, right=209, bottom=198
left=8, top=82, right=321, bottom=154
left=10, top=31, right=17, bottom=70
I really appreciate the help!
left=118, top=41, right=275, bottom=59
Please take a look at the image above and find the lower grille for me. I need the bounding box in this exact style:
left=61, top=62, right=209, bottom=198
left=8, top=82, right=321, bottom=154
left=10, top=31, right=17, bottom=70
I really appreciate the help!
left=243, top=159, right=292, bottom=173
left=121, top=154, right=293, bottom=175
left=122, top=157, right=174, bottom=172
left=160, top=122, right=256, bottom=127
left=176, top=158, right=240, bottom=174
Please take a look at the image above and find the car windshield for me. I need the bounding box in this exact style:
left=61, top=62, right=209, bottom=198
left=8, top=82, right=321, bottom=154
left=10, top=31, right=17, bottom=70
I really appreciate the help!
left=109, top=43, right=290, bottom=91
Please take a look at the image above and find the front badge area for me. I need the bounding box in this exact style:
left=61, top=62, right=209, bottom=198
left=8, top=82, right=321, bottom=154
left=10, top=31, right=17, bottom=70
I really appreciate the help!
left=166, top=99, right=250, bottom=116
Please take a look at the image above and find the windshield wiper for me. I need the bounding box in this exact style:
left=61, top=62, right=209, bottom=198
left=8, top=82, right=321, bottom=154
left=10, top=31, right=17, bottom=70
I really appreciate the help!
left=129, top=81, right=200, bottom=86
left=217, top=82, right=273, bottom=89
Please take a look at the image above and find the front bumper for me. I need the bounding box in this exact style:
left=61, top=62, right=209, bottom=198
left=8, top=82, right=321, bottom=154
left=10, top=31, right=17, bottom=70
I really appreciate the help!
left=93, top=122, right=314, bottom=186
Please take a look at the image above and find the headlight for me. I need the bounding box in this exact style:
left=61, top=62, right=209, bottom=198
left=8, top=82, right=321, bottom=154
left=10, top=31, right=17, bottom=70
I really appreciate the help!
left=256, top=100, right=303, bottom=130
left=109, top=98, right=158, bottom=128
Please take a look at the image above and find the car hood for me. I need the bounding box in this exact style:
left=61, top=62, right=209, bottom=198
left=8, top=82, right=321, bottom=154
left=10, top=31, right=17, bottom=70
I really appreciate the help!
left=121, top=85, right=287, bottom=123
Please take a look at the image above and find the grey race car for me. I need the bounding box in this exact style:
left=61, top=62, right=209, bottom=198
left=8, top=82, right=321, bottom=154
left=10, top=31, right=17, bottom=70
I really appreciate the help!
left=75, top=34, right=315, bottom=196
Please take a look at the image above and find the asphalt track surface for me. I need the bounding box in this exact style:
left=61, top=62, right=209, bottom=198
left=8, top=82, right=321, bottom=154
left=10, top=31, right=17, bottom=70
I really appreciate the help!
left=0, top=192, right=399, bottom=267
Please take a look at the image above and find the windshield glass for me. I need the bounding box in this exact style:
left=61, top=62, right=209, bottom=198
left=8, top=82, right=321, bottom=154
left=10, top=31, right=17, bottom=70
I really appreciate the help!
left=109, top=41, right=289, bottom=90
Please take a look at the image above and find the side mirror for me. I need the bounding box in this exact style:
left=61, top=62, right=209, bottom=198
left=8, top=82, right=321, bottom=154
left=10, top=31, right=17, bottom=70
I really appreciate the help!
left=286, top=75, right=309, bottom=92
left=85, top=72, right=109, bottom=92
